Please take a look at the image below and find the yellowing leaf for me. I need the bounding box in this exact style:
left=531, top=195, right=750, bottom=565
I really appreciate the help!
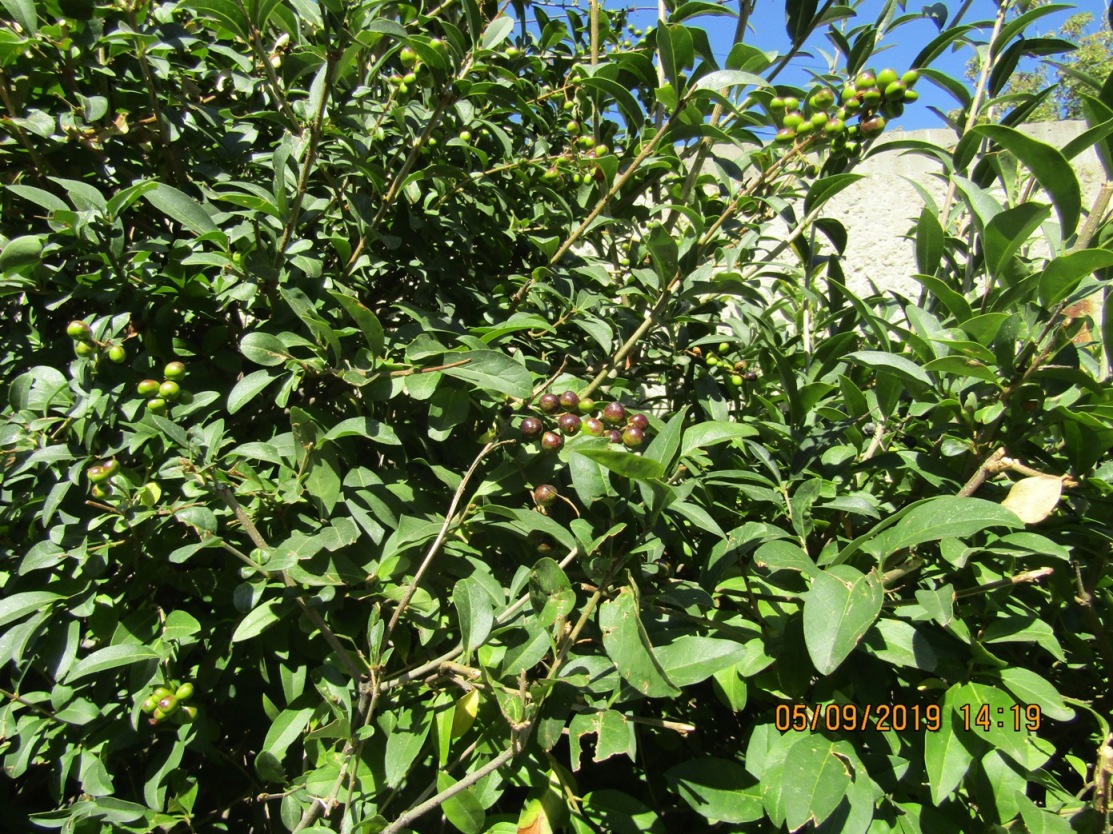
left=1001, top=476, right=1062, bottom=524
left=451, top=688, right=480, bottom=739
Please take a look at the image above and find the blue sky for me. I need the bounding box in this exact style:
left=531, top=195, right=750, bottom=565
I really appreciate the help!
left=544, top=0, right=1110, bottom=131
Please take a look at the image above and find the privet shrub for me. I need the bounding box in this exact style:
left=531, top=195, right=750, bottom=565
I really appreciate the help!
left=1, top=0, right=1112, bottom=831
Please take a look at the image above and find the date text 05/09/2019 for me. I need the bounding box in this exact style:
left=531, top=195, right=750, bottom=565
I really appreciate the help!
left=774, top=702, right=1045, bottom=733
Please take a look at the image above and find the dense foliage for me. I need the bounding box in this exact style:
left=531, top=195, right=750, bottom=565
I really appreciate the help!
left=2, top=0, right=1113, bottom=831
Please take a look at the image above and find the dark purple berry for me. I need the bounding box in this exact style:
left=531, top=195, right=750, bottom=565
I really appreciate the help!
left=520, top=417, right=543, bottom=438
left=559, top=390, right=580, bottom=412
left=743, top=371, right=758, bottom=381
left=582, top=417, right=604, bottom=436
left=606, top=429, right=623, bottom=444
left=538, top=393, right=560, bottom=414
left=558, top=413, right=581, bottom=436
left=622, top=426, right=644, bottom=448
left=533, top=484, right=558, bottom=507
left=602, top=402, right=627, bottom=425
left=541, top=431, right=564, bottom=451
left=628, top=413, right=648, bottom=431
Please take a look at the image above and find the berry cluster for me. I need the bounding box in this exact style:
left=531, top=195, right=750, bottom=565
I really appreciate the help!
left=140, top=681, right=198, bottom=726
left=771, top=67, right=919, bottom=154
left=519, top=390, right=650, bottom=451
left=698, top=342, right=758, bottom=390
left=137, top=361, right=186, bottom=415
left=66, top=319, right=126, bottom=363
left=86, top=457, right=120, bottom=500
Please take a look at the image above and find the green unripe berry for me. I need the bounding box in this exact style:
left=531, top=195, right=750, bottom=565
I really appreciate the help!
left=775, top=127, right=796, bottom=143
left=163, top=362, right=186, bottom=380
left=840, top=85, right=857, bottom=103
left=159, top=380, right=180, bottom=400
left=583, top=416, right=604, bottom=436
left=730, top=374, right=744, bottom=387
left=174, top=704, right=199, bottom=724
left=403, top=72, right=417, bottom=85
left=843, top=97, right=861, bottom=113
left=147, top=398, right=168, bottom=414
left=141, top=696, right=159, bottom=713
left=157, top=695, right=179, bottom=714
left=782, top=96, right=799, bottom=111
left=901, top=69, right=919, bottom=87
left=458, top=130, right=472, bottom=142
left=810, top=111, right=829, bottom=128
left=101, top=458, right=119, bottom=476
left=854, top=71, right=876, bottom=90
left=795, top=120, right=815, bottom=135
left=107, top=345, right=126, bottom=363
left=75, top=341, right=97, bottom=358
left=782, top=111, right=804, bottom=130
left=88, top=465, right=108, bottom=483
left=563, top=99, right=575, bottom=111
left=577, top=397, right=595, bottom=415
left=809, top=88, right=835, bottom=110
left=718, top=342, right=730, bottom=354
left=884, top=80, right=906, bottom=100
left=825, top=118, right=846, bottom=136
left=770, top=96, right=786, bottom=111
left=902, top=89, right=919, bottom=103
left=67, top=320, right=92, bottom=340
left=566, top=120, right=581, bottom=135
left=138, top=379, right=161, bottom=396
left=175, top=682, right=194, bottom=700
left=861, top=88, right=882, bottom=106
left=876, top=68, right=899, bottom=88
left=399, top=46, right=417, bottom=67
left=397, top=83, right=409, bottom=95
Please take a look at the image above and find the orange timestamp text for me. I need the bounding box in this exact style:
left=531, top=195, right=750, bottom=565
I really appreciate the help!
left=775, top=702, right=943, bottom=733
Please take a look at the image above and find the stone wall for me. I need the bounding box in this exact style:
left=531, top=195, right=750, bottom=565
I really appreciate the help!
left=817, top=120, right=1108, bottom=297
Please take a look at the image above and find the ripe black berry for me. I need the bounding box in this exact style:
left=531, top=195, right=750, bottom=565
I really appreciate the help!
left=559, top=391, right=580, bottom=412
left=622, top=426, right=644, bottom=448
left=605, top=429, right=623, bottom=444
left=541, top=431, right=563, bottom=451
left=558, top=413, right=581, bottom=436
left=538, top=393, right=560, bottom=414
left=602, top=402, right=627, bottom=425
left=628, top=413, right=648, bottom=431
left=520, top=417, right=543, bottom=438
left=533, top=484, right=558, bottom=507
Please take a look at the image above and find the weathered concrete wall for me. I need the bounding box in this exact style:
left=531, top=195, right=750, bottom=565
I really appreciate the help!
left=820, top=120, right=1108, bottom=297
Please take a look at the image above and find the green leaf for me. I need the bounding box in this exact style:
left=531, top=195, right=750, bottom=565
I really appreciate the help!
left=529, top=557, right=576, bottom=628
left=924, top=686, right=978, bottom=804
left=915, top=207, right=944, bottom=276
left=680, top=420, right=758, bottom=456
left=691, top=69, right=767, bottom=93
left=227, top=370, right=276, bottom=415
left=654, top=636, right=749, bottom=687
left=321, top=417, right=401, bottom=445
left=1038, top=249, right=1113, bottom=307
left=861, top=618, right=937, bottom=671
left=181, top=0, right=249, bottom=39
left=803, top=566, right=883, bottom=675
left=0, top=234, right=42, bottom=272
left=66, top=645, right=159, bottom=683
left=753, top=540, right=819, bottom=577
left=240, top=332, right=290, bottom=367
left=867, top=496, right=1024, bottom=558
left=983, top=203, right=1051, bottom=283
left=644, top=406, right=686, bottom=473
left=480, top=15, right=513, bottom=49
left=954, top=682, right=1030, bottom=765
left=998, top=668, right=1074, bottom=722
left=384, top=706, right=431, bottom=788
left=0, top=0, right=37, bottom=35
left=232, top=598, right=286, bottom=642
left=441, top=350, right=532, bottom=399
left=262, top=707, right=314, bottom=761
left=143, top=183, right=219, bottom=237
left=971, top=125, right=1082, bottom=237
left=664, top=758, right=763, bottom=824
left=645, top=222, right=678, bottom=284
left=782, top=735, right=852, bottom=830
left=436, top=772, right=486, bottom=834
left=573, top=449, right=664, bottom=481
left=579, top=76, right=645, bottom=131
left=804, top=174, right=863, bottom=215
left=844, top=351, right=932, bottom=388
left=454, top=577, right=494, bottom=654
left=329, top=292, right=384, bottom=358
left=0, top=591, right=62, bottom=628
left=599, top=585, right=680, bottom=698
